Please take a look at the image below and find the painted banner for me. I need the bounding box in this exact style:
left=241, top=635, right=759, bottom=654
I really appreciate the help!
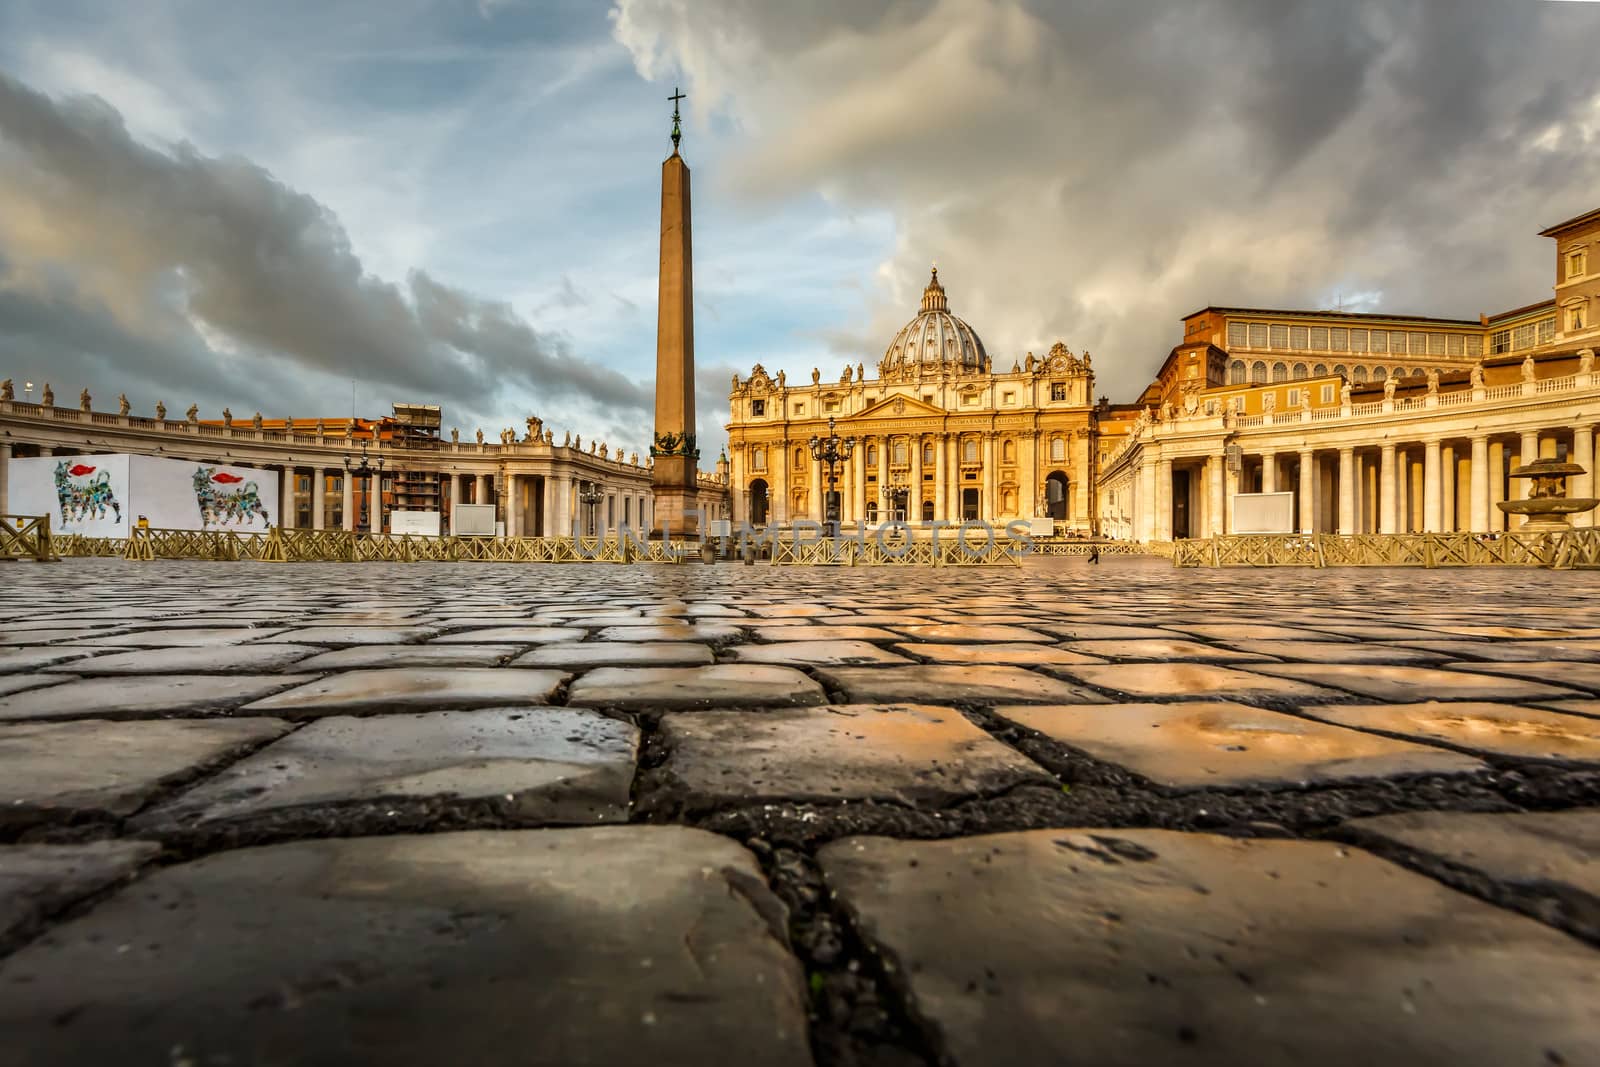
left=10, top=454, right=132, bottom=537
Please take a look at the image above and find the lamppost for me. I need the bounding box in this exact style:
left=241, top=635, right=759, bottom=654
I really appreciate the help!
left=23, top=381, right=33, bottom=404
left=808, top=415, right=855, bottom=536
left=342, top=440, right=385, bottom=533
left=578, top=481, right=603, bottom=537
left=880, top=469, right=910, bottom=524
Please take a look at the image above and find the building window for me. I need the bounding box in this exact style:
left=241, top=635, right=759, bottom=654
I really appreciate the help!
left=1491, top=329, right=1511, bottom=354
left=1251, top=361, right=1267, bottom=384
left=1050, top=437, right=1065, bottom=462
left=1465, top=335, right=1482, bottom=356
left=1003, top=391, right=1015, bottom=404
left=1286, top=388, right=1300, bottom=407
left=1428, top=332, right=1447, bottom=356
left=963, top=439, right=979, bottom=463
left=1273, top=324, right=1292, bottom=349
left=751, top=399, right=765, bottom=417
left=1050, top=382, right=1067, bottom=401
left=1289, top=326, right=1308, bottom=349
left=866, top=444, right=877, bottom=465
left=1353, top=366, right=1368, bottom=383
left=824, top=399, right=839, bottom=412
left=331, top=477, right=343, bottom=491
left=922, top=394, right=933, bottom=405
left=922, top=442, right=934, bottom=464
left=794, top=447, right=805, bottom=468
left=1372, top=366, right=1387, bottom=382
left=296, top=476, right=310, bottom=492
left=1204, top=399, right=1218, bottom=416
left=1292, top=363, right=1307, bottom=380
left=1390, top=331, right=1408, bottom=354
left=1002, top=439, right=1015, bottom=463
left=1512, top=323, right=1536, bottom=350
left=1569, top=250, right=1587, bottom=280
left=792, top=402, right=805, bottom=416
left=1348, top=329, right=1367, bottom=353
left=1313, top=363, right=1327, bottom=375
left=1329, top=327, right=1348, bottom=351
left=1447, top=334, right=1464, bottom=356
left=381, top=478, right=392, bottom=492
left=1249, top=323, right=1269, bottom=348
left=1232, top=396, right=1246, bottom=412
left=1538, top=317, right=1556, bottom=345
left=1228, top=360, right=1246, bottom=385
left=866, top=501, right=878, bottom=523
left=752, top=447, right=766, bottom=472
left=892, top=441, right=907, bottom=465
left=1572, top=304, right=1588, bottom=332
left=1320, top=384, right=1335, bottom=404
left=1227, top=322, right=1247, bottom=347
left=1368, top=330, right=1387, bottom=354
left=1271, top=362, right=1288, bottom=383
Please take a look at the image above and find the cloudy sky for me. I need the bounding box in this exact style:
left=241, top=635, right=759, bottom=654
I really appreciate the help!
left=2, top=0, right=1598, bottom=461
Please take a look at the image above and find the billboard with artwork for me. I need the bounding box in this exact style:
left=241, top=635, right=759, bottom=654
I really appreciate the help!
left=10, top=454, right=279, bottom=534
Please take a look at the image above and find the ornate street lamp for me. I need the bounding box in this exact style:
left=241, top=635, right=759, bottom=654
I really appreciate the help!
left=578, top=481, right=603, bottom=537
left=808, top=415, right=855, bottom=535
left=880, top=469, right=910, bottom=524
left=343, top=439, right=385, bottom=533
left=23, top=381, right=34, bottom=404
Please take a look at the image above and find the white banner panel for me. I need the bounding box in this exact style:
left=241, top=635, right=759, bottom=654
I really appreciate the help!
left=451, top=504, right=496, bottom=536
left=1232, top=492, right=1296, bottom=534
left=11, top=454, right=131, bottom=537
left=390, top=511, right=441, bottom=536
left=128, top=455, right=279, bottom=531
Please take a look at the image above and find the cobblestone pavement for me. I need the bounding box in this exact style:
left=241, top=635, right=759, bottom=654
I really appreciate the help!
left=2, top=556, right=1598, bottom=1066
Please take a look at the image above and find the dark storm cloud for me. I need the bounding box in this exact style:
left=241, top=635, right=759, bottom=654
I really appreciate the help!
left=615, top=0, right=1600, bottom=400
left=0, top=70, right=649, bottom=425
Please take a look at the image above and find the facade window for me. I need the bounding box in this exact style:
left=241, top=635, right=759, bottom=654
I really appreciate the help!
left=1291, top=326, right=1310, bottom=349
left=1512, top=323, right=1536, bottom=350
left=866, top=502, right=878, bottom=523
left=751, top=399, right=765, bottom=416
left=330, top=477, right=343, bottom=491
left=1204, top=399, right=1218, bottom=416
left=1050, top=382, right=1067, bottom=401
left=792, top=402, right=805, bottom=416
left=1269, top=324, right=1289, bottom=349
left=1572, top=304, right=1588, bottom=332
left=922, top=442, right=934, bottom=464
left=1232, top=396, right=1246, bottom=412
left=794, top=447, right=805, bottom=468
left=922, top=394, right=933, bottom=405
left=865, top=445, right=877, bottom=465
left=1248, top=323, right=1269, bottom=348
left=296, top=476, right=310, bottom=492
left=1329, top=328, right=1348, bottom=351
left=1428, top=332, right=1447, bottom=356
left=1002, top=391, right=1015, bottom=404
left=1372, top=366, right=1387, bottom=382
left=1369, top=330, right=1387, bottom=354
left=1271, top=362, right=1288, bottom=383
left=1349, top=329, right=1368, bottom=353
left=824, top=399, right=839, bottom=412
left=1333, top=364, right=1347, bottom=377
left=1353, top=366, right=1369, bottom=383
left=1251, top=361, right=1267, bottom=384
left=1569, top=250, right=1587, bottom=280
left=1228, top=360, right=1246, bottom=385
left=1491, top=329, right=1512, bottom=354
left=1002, top=439, right=1015, bottom=463
left=1320, top=384, right=1335, bottom=404
left=1538, top=317, right=1556, bottom=345
left=1227, top=322, right=1248, bottom=348
left=1050, top=437, right=1065, bottom=462
left=752, top=447, right=766, bottom=472
left=1447, top=334, right=1464, bottom=356
left=963, top=439, right=979, bottom=463
left=1292, top=363, right=1307, bottom=380
left=1465, top=335, right=1482, bottom=356
left=1313, top=363, right=1327, bottom=375
left=892, top=441, right=907, bottom=465
left=381, top=478, right=393, bottom=492
left=1286, top=388, right=1301, bottom=407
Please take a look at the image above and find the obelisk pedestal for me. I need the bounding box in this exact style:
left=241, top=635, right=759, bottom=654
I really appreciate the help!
left=651, top=145, right=699, bottom=539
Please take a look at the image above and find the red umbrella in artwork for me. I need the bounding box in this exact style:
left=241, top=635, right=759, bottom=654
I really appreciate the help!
left=212, top=472, right=244, bottom=484
left=68, top=464, right=97, bottom=476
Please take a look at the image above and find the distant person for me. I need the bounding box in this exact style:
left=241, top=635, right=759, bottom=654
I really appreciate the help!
left=1088, top=543, right=1100, bottom=565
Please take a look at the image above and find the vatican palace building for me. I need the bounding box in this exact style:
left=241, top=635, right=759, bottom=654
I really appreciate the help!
left=723, top=206, right=1600, bottom=542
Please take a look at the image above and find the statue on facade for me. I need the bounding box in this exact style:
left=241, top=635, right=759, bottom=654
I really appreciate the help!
left=42, top=383, right=54, bottom=407
left=1469, top=362, right=1484, bottom=389
left=525, top=415, right=543, bottom=441
left=346, top=421, right=356, bottom=440
left=1426, top=368, right=1440, bottom=394
left=79, top=388, right=92, bottom=412
left=1262, top=392, right=1275, bottom=412
left=599, top=442, right=609, bottom=459
left=117, top=393, right=130, bottom=415
left=563, top=431, right=571, bottom=446
left=1300, top=387, right=1312, bottom=411
left=776, top=370, right=786, bottom=389
left=811, top=367, right=821, bottom=385
left=0, top=379, right=11, bottom=401
left=251, top=411, right=263, bottom=429
left=731, top=372, right=740, bottom=391
left=316, top=418, right=326, bottom=436
left=1521, top=355, right=1537, bottom=383
left=630, top=452, right=638, bottom=465
left=1082, top=351, right=1092, bottom=369
left=589, top=440, right=597, bottom=455
left=1161, top=401, right=1176, bottom=421
left=1024, top=352, right=1036, bottom=373
left=222, top=407, right=233, bottom=427
left=1383, top=376, right=1397, bottom=401
left=476, top=428, right=484, bottom=445
left=543, top=429, right=553, bottom=444
left=187, top=403, right=199, bottom=422
left=857, top=362, right=864, bottom=381
left=841, top=364, right=852, bottom=384
left=573, top=434, right=582, bottom=450
left=450, top=427, right=459, bottom=444
left=155, top=401, right=167, bottom=420
left=1580, top=349, right=1595, bottom=375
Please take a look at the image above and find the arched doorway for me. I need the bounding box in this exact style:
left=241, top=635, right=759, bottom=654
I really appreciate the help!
left=1045, top=471, right=1069, bottom=520
left=749, top=479, right=769, bottom=526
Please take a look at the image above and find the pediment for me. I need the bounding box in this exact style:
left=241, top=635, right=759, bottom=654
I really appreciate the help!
left=846, top=394, right=946, bottom=420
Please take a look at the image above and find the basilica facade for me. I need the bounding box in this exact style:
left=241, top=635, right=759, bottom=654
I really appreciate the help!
left=725, top=269, right=1097, bottom=531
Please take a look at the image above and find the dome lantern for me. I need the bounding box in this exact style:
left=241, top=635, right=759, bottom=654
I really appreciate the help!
left=879, top=266, right=989, bottom=376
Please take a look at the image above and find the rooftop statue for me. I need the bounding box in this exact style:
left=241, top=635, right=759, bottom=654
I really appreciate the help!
left=0, top=379, right=11, bottom=401
left=118, top=393, right=130, bottom=416
left=79, top=388, right=91, bottom=412
left=42, top=383, right=54, bottom=406
left=187, top=404, right=199, bottom=422
left=156, top=401, right=167, bottom=420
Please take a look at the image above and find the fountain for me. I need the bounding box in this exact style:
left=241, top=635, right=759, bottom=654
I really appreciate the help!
left=1496, top=458, right=1599, bottom=532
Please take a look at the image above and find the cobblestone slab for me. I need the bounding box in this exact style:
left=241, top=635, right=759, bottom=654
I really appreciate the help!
left=1166, top=623, right=1354, bottom=642
left=290, top=644, right=522, bottom=669
left=1222, top=640, right=1449, bottom=665
left=0, top=718, right=291, bottom=821
left=594, top=622, right=745, bottom=642
left=994, top=702, right=1485, bottom=790
left=729, top=640, right=914, bottom=666
left=72, top=626, right=286, bottom=647
left=1046, top=663, right=1341, bottom=702
left=652, top=704, right=1052, bottom=808
left=0, top=647, right=100, bottom=673
left=891, top=643, right=1106, bottom=665
left=0, top=828, right=810, bottom=1067
left=513, top=642, right=715, bottom=668
left=1, top=841, right=159, bottom=946
left=430, top=625, right=587, bottom=644
left=567, top=665, right=825, bottom=710
left=891, top=624, right=1054, bottom=644
left=1393, top=639, right=1600, bottom=663
left=261, top=625, right=440, bottom=645
left=1252, top=663, right=1585, bottom=702
left=1057, top=638, right=1275, bottom=662
left=1343, top=808, right=1600, bottom=904
left=0, top=674, right=316, bottom=721
left=0, top=674, right=75, bottom=698
left=40, top=644, right=324, bottom=675
left=1300, top=701, right=1600, bottom=762
left=1446, top=660, right=1600, bottom=693
left=750, top=625, right=901, bottom=642
left=818, top=829, right=1600, bottom=1066
left=241, top=668, right=569, bottom=716
left=137, top=708, right=637, bottom=831
left=815, top=665, right=1109, bottom=705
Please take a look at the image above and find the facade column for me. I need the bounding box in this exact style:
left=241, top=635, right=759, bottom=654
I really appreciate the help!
left=1155, top=457, right=1173, bottom=540
left=447, top=473, right=461, bottom=532
left=851, top=444, right=866, bottom=524
left=1261, top=451, right=1277, bottom=494
left=1208, top=455, right=1225, bottom=536
left=876, top=436, right=889, bottom=521
left=1379, top=443, right=1397, bottom=534
left=1395, top=450, right=1410, bottom=533
left=1337, top=447, right=1355, bottom=534
left=542, top=475, right=555, bottom=536
left=1575, top=424, right=1596, bottom=528
left=368, top=470, right=381, bottom=534
left=1138, top=458, right=1157, bottom=542
left=312, top=469, right=326, bottom=531
left=909, top=434, right=924, bottom=524
left=1, top=442, right=12, bottom=516
left=1469, top=436, right=1489, bottom=532
left=507, top=474, right=521, bottom=536
left=473, top=474, right=486, bottom=504
left=1297, top=449, right=1315, bottom=532
left=1440, top=446, right=1456, bottom=532
left=934, top=434, right=947, bottom=522
left=342, top=472, right=355, bottom=532
left=1021, top=433, right=1038, bottom=518
left=1423, top=439, right=1443, bottom=533
left=1514, top=431, right=1539, bottom=528
left=982, top=434, right=997, bottom=521
left=279, top=467, right=295, bottom=530
left=1488, top=440, right=1506, bottom=532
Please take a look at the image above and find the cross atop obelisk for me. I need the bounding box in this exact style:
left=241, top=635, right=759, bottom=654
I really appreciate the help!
left=651, top=88, right=698, bottom=537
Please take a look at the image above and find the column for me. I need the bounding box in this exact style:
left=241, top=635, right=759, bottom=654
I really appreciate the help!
left=342, top=472, right=355, bottom=532
left=910, top=435, right=923, bottom=523
left=934, top=434, right=947, bottom=522
left=1201, top=456, right=1219, bottom=536
left=1423, top=439, right=1442, bottom=533
left=851, top=444, right=866, bottom=524
left=1572, top=423, right=1595, bottom=528
left=1379, top=443, right=1397, bottom=534
left=542, top=475, right=555, bottom=536
left=279, top=468, right=295, bottom=530
left=809, top=456, right=823, bottom=521
left=1488, top=440, right=1506, bottom=532
left=1395, top=450, right=1410, bottom=532
left=1155, top=457, right=1174, bottom=540
left=1138, top=458, right=1157, bottom=542
left=506, top=474, right=521, bottom=536
left=774, top=442, right=789, bottom=524
left=1298, top=449, right=1315, bottom=533
left=474, top=474, right=487, bottom=504
left=368, top=470, right=381, bottom=533
left=1337, top=448, right=1355, bottom=535
left=982, top=434, right=997, bottom=521
left=877, top=436, right=889, bottom=517
left=1261, top=451, right=1277, bottom=494
left=312, top=468, right=326, bottom=531
left=1021, top=433, right=1038, bottom=518
left=0, top=442, right=11, bottom=516
left=1514, top=431, right=1539, bottom=528
left=1439, top=446, right=1455, bottom=532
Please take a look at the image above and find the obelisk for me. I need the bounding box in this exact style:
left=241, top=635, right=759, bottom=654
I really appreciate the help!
left=651, top=87, right=699, bottom=538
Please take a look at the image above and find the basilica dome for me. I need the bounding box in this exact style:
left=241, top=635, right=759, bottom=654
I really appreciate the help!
left=879, top=268, right=990, bottom=375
